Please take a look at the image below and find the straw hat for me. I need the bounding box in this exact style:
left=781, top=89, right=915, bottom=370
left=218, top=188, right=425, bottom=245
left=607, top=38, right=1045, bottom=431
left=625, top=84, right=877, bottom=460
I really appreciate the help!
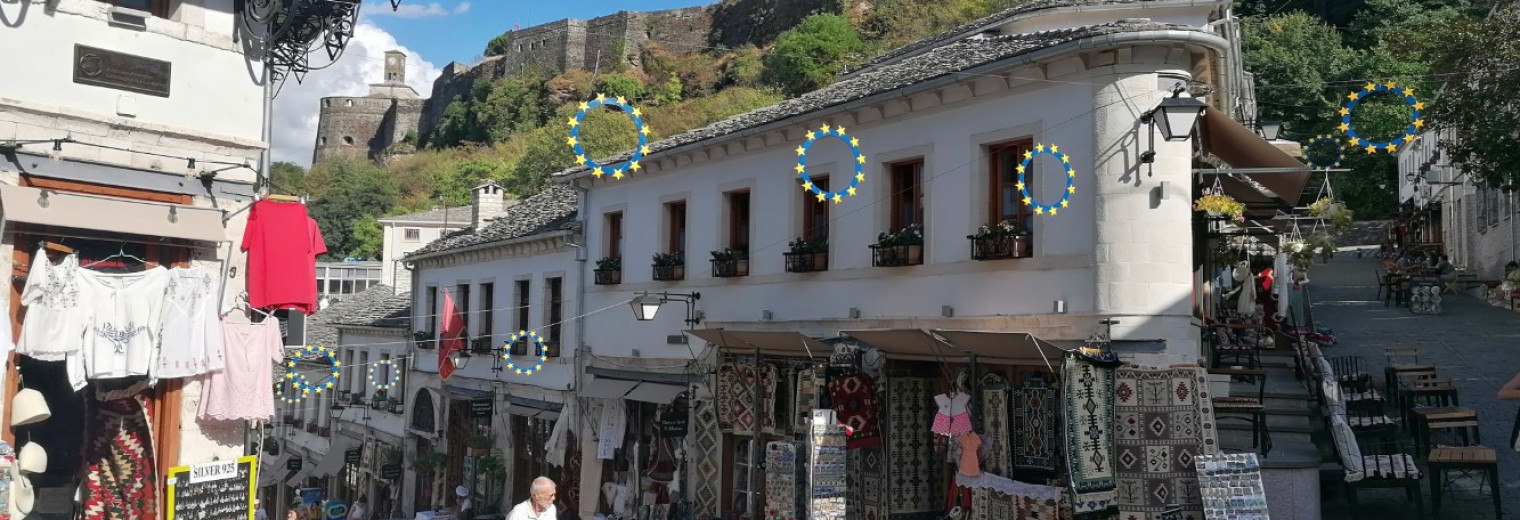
left=17, top=442, right=47, bottom=474
left=11, top=388, right=51, bottom=427
left=10, top=464, right=35, bottom=514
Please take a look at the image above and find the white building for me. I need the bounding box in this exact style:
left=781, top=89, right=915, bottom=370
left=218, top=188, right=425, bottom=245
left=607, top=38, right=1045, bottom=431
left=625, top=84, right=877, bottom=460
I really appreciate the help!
left=1398, top=128, right=1517, bottom=279
left=0, top=0, right=269, bottom=518
left=378, top=204, right=478, bottom=290
left=401, top=182, right=582, bottom=516
left=318, top=260, right=385, bottom=304
left=557, top=1, right=1302, bottom=519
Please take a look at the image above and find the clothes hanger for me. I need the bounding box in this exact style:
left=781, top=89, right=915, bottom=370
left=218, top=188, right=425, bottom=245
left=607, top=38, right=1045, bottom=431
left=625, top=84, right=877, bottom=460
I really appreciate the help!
left=42, top=240, right=74, bottom=255
left=266, top=194, right=302, bottom=203
left=81, top=243, right=146, bottom=268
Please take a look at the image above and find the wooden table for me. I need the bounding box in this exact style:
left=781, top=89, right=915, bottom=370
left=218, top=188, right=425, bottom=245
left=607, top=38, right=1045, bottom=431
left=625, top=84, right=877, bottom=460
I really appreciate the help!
left=1427, top=446, right=1501, bottom=518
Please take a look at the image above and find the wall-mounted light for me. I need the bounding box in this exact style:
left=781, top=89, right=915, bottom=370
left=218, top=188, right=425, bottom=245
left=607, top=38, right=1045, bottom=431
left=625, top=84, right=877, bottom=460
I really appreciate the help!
left=1140, top=85, right=1208, bottom=142
left=49, top=140, right=63, bottom=162
left=941, top=305, right=954, bottom=318
left=761, top=310, right=773, bottom=321
left=168, top=206, right=179, bottom=223
left=187, top=158, right=196, bottom=170
left=630, top=292, right=702, bottom=327
left=1256, top=119, right=1283, bottom=141
left=447, top=349, right=472, bottom=370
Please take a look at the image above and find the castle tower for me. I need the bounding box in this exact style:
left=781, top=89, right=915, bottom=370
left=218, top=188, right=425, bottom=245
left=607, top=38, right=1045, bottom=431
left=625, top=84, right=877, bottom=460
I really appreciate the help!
left=384, top=50, right=406, bottom=84
left=312, top=49, right=424, bottom=164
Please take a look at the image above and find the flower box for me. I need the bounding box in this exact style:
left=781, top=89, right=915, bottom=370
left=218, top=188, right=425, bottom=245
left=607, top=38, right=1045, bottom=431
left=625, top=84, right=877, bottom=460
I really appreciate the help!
left=652, top=252, right=685, bottom=281
left=969, top=234, right=1031, bottom=260
left=469, top=336, right=494, bottom=354
left=594, top=269, right=622, bottom=285
left=710, top=247, right=749, bottom=278
left=871, top=244, right=923, bottom=267
left=784, top=252, right=828, bottom=273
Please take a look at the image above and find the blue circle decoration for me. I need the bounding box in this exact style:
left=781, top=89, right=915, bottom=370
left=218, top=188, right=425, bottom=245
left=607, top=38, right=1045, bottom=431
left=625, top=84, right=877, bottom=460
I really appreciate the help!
left=368, top=358, right=401, bottom=391
left=284, top=345, right=341, bottom=398
left=1017, top=143, right=1076, bottom=216
left=277, top=378, right=303, bottom=404
left=1340, top=81, right=1423, bottom=154
left=796, top=123, right=866, bottom=204
left=1300, top=134, right=1347, bottom=171
left=568, top=94, right=649, bottom=180
left=501, top=330, right=549, bottom=376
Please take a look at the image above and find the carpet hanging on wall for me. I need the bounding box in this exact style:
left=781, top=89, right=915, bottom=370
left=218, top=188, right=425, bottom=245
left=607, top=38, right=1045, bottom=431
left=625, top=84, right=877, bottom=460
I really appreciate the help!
left=1112, top=365, right=1218, bottom=520
left=82, top=382, right=158, bottom=520
left=1060, top=355, right=1116, bottom=518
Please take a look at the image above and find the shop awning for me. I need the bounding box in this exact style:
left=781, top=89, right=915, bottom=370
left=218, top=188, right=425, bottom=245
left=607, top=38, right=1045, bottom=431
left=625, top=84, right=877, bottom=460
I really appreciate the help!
left=505, top=396, right=563, bottom=420
left=312, top=435, right=359, bottom=477
left=1198, top=107, right=1312, bottom=207
left=0, top=184, right=229, bottom=243
left=624, top=382, right=689, bottom=404
left=932, top=330, right=1066, bottom=366
left=581, top=377, right=640, bottom=399
left=258, top=452, right=290, bottom=488
left=285, top=466, right=310, bottom=487
left=842, top=329, right=965, bottom=361
left=684, top=329, right=832, bottom=357
left=444, top=384, right=494, bottom=401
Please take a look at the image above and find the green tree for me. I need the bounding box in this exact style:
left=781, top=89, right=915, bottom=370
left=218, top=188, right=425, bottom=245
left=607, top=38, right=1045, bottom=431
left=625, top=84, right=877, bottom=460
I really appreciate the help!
left=269, top=161, right=307, bottom=193
left=761, top=14, right=867, bottom=96
left=476, top=75, right=547, bottom=142
left=484, top=32, right=515, bottom=57
left=305, top=157, right=401, bottom=259
left=1423, top=6, right=1520, bottom=188
left=347, top=215, right=384, bottom=260
left=593, top=74, right=648, bottom=102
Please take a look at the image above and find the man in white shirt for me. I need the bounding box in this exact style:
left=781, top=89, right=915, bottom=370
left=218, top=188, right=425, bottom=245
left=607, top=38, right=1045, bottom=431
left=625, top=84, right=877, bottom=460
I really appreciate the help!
left=506, top=477, right=557, bottom=520
left=347, top=496, right=369, bottom=520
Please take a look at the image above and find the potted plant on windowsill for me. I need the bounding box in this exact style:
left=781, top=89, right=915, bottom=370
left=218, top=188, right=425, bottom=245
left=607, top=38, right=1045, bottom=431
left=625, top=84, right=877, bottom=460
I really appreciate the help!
left=371, top=390, right=388, bottom=409
left=968, top=219, right=1031, bottom=260
left=388, top=397, right=403, bottom=414
left=871, top=223, right=924, bottom=267
left=469, top=336, right=494, bottom=354
left=651, top=252, right=685, bottom=281
left=349, top=392, right=365, bottom=405
left=594, top=257, right=622, bottom=285
left=710, top=246, right=749, bottom=277
left=466, top=432, right=493, bottom=457
left=783, top=237, right=828, bottom=272
left=411, top=330, right=436, bottom=350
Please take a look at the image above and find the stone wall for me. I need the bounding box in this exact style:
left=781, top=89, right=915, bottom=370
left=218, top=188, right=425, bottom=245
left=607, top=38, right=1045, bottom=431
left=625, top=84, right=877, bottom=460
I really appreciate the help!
left=314, top=96, right=425, bottom=163
left=707, top=0, right=838, bottom=48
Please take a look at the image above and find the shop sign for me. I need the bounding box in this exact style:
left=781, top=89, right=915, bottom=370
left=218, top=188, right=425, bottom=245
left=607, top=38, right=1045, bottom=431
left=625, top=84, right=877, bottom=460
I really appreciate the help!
left=345, top=447, right=362, bottom=465
left=287, top=458, right=304, bottom=471
left=164, top=455, right=256, bottom=520
left=657, top=399, right=689, bottom=438
left=325, top=502, right=349, bottom=520
left=469, top=398, right=493, bottom=418
left=381, top=463, right=402, bottom=480
left=72, top=45, right=172, bottom=98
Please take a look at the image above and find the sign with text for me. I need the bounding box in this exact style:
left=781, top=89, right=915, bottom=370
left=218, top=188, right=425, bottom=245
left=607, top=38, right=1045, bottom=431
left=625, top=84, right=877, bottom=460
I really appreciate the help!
left=165, top=455, right=258, bottom=520
left=72, top=45, right=172, bottom=98
left=469, top=398, right=493, bottom=418
left=344, top=447, right=362, bottom=465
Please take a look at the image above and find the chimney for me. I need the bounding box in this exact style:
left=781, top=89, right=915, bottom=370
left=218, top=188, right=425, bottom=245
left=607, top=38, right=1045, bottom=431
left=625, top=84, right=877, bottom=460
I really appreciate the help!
left=471, top=181, right=506, bottom=229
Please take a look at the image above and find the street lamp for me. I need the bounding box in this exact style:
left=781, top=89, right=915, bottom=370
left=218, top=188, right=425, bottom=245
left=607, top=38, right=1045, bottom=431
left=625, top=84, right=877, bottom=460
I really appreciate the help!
left=1257, top=119, right=1284, bottom=141
left=1141, top=85, right=1208, bottom=142
left=629, top=292, right=702, bottom=327
left=330, top=404, right=346, bottom=422
left=448, top=348, right=473, bottom=370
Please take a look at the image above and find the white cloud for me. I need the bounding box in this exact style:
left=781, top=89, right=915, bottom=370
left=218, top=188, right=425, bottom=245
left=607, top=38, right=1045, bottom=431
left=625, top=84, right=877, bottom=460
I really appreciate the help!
left=270, top=23, right=440, bottom=167
left=366, top=1, right=469, bottom=18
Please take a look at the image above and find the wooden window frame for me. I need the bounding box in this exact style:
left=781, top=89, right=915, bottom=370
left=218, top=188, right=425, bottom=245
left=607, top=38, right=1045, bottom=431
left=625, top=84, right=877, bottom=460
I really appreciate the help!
left=666, top=201, right=687, bottom=254
left=513, top=280, right=531, bottom=356
left=605, top=212, right=624, bottom=260
left=455, top=284, right=470, bottom=331
left=988, top=139, right=1035, bottom=226
left=726, top=191, right=751, bottom=250
left=889, top=159, right=925, bottom=231
left=801, top=176, right=830, bottom=242
left=479, top=282, right=495, bottom=339
left=544, top=277, right=563, bottom=357
left=425, top=286, right=439, bottom=334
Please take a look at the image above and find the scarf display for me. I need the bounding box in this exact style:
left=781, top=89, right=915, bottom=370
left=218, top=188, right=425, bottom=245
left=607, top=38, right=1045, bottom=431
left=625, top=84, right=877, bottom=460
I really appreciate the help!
left=82, top=384, right=158, bottom=520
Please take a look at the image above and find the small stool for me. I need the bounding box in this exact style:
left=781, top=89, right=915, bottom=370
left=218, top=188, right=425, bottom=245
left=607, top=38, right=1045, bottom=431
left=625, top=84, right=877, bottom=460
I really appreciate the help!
left=1427, top=446, right=1501, bottom=518
left=1412, top=407, right=1479, bottom=455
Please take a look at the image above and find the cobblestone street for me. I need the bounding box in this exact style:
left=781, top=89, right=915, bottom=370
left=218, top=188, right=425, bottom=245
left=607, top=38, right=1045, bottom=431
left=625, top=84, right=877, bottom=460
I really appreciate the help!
left=1314, top=252, right=1520, bottom=519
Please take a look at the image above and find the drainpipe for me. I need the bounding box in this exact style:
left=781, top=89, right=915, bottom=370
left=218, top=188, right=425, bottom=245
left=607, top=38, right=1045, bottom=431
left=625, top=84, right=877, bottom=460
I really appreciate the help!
left=569, top=179, right=591, bottom=515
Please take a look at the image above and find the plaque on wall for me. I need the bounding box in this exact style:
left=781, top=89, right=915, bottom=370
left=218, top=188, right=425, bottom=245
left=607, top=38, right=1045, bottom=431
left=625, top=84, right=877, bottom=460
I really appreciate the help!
left=381, top=463, right=402, bottom=480
left=165, top=455, right=258, bottom=520
left=72, top=45, right=172, bottom=98
left=470, top=398, right=494, bottom=418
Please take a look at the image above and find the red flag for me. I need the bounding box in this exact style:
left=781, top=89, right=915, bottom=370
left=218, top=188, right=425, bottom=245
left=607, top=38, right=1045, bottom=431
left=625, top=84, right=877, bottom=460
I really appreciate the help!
left=439, top=291, right=465, bottom=380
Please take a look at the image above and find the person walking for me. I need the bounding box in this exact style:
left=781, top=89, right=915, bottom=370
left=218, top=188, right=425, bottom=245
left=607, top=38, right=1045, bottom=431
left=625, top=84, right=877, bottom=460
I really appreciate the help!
left=348, top=496, right=369, bottom=520
left=506, top=477, right=557, bottom=520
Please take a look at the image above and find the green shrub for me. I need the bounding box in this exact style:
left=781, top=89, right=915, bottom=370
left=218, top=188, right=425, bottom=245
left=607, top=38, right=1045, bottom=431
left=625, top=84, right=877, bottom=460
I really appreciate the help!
left=761, top=14, right=867, bottom=96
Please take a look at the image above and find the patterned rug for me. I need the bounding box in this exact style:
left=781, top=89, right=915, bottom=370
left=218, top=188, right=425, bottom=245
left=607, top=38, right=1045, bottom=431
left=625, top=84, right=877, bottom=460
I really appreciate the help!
left=690, top=399, right=722, bottom=519
left=717, top=363, right=758, bottom=434
left=795, top=369, right=822, bottom=434
left=765, top=442, right=799, bottom=520
left=979, top=373, right=1012, bottom=476
left=1112, top=366, right=1217, bottom=520
left=849, top=446, right=886, bottom=520
left=83, top=390, right=158, bottom=520
left=760, top=364, right=780, bottom=434
left=564, top=430, right=581, bottom=517
left=1015, top=375, right=1060, bottom=473
left=1061, top=355, right=1117, bottom=518
left=887, top=377, right=940, bottom=518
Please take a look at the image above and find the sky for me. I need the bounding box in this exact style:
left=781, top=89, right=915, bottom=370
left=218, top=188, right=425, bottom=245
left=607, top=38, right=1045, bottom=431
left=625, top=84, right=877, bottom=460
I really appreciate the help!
left=271, top=0, right=710, bottom=166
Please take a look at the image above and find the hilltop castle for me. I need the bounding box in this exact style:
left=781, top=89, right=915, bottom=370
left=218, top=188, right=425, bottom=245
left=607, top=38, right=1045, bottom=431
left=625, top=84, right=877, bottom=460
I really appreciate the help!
left=312, top=50, right=427, bottom=164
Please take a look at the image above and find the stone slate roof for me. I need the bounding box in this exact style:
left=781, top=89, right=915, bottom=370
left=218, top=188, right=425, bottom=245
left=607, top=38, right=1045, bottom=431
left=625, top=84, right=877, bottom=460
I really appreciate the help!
left=306, top=285, right=402, bottom=346
left=379, top=205, right=477, bottom=224
left=552, top=20, right=1208, bottom=179
left=405, top=184, right=579, bottom=257
left=331, top=290, right=413, bottom=329
left=846, top=0, right=1172, bottom=74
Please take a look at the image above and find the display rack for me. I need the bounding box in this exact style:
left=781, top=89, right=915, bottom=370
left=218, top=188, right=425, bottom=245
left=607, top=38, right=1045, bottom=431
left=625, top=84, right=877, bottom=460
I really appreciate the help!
left=1194, top=453, right=1270, bottom=520
left=806, top=410, right=847, bottom=520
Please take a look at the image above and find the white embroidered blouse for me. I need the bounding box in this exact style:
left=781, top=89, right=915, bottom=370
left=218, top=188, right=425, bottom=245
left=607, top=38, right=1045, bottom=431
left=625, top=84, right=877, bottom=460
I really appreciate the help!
left=157, top=267, right=226, bottom=378
left=17, top=248, right=89, bottom=361
left=78, top=266, right=170, bottom=381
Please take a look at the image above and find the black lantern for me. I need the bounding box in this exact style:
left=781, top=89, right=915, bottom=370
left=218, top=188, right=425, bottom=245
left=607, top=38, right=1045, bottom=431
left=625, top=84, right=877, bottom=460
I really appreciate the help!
left=630, top=292, right=703, bottom=327
left=448, top=348, right=473, bottom=370
left=1257, top=119, right=1283, bottom=141
left=631, top=294, right=664, bottom=321
left=330, top=403, right=346, bottom=421
left=1142, top=88, right=1208, bottom=142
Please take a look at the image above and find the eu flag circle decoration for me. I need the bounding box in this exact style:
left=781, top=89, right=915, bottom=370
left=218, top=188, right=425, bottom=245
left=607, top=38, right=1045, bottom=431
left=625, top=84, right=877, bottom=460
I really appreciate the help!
left=568, top=93, right=649, bottom=180
left=1300, top=134, right=1346, bottom=171
left=284, top=345, right=341, bottom=398
left=277, top=379, right=302, bottom=404
left=501, top=330, right=549, bottom=376
left=1018, top=143, right=1076, bottom=216
left=795, top=124, right=866, bottom=204
left=368, top=358, right=401, bottom=391
left=1340, top=81, right=1423, bottom=154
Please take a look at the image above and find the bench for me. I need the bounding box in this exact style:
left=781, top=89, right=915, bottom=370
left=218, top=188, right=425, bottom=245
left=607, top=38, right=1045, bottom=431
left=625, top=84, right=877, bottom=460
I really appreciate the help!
left=1328, top=415, right=1426, bottom=520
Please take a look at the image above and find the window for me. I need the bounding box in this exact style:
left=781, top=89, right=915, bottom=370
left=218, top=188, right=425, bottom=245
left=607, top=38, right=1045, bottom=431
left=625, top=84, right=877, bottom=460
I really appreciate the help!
left=802, top=176, right=830, bottom=241
left=666, top=201, right=687, bottom=253
left=426, top=287, right=438, bottom=333
left=988, top=140, right=1035, bottom=225
left=319, top=137, right=327, bottom=146
left=404, top=228, right=421, bottom=241
left=731, top=438, right=759, bottom=516
left=95, top=0, right=169, bottom=17
left=513, top=280, right=531, bottom=356
left=890, top=159, right=925, bottom=231
left=479, top=282, right=495, bottom=339
left=345, top=349, right=357, bottom=394
left=545, top=277, right=563, bottom=357
left=343, top=136, right=355, bottom=145
left=726, top=191, right=751, bottom=249
left=359, top=351, right=371, bottom=397
left=455, top=284, right=471, bottom=332
left=606, top=212, right=624, bottom=260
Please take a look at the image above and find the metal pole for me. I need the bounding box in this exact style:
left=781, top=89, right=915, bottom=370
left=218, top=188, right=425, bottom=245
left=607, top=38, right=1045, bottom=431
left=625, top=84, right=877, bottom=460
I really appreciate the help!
left=748, top=347, right=760, bottom=520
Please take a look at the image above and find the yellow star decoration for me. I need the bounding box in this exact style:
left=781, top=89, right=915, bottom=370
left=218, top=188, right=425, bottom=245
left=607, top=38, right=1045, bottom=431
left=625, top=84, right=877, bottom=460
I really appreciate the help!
left=1384, top=80, right=1398, bottom=90
left=567, top=117, right=579, bottom=128
left=850, top=137, right=860, bottom=147
left=1050, top=208, right=1058, bottom=216
left=796, top=146, right=806, bottom=156
left=1404, top=87, right=1416, bottom=96
left=1022, top=196, right=1033, bottom=206
left=1363, top=82, right=1376, bottom=91
left=612, top=168, right=625, bottom=180
left=641, top=145, right=651, bottom=154
left=596, top=93, right=606, bottom=102
left=1051, top=145, right=1059, bottom=153
left=1068, top=185, right=1076, bottom=194
left=1015, top=182, right=1025, bottom=191
left=566, top=136, right=578, bottom=146
left=1017, top=164, right=1026, bottom=174
left=855, top=172, right=865, bottom=183
left=806, top=131, right=816, bottom=140
left=1035, top=207, right=1045, bottom=215
left=593, top=167, right=605, bottom=178
left=832, top=193, right=842, bottom=203
left=541, top=357, right=549, bottom=362
left=1346, top=92, right=1359, bottom=101
left=1035, top=144, right=1046, bottom=153
left=795, top=164, right=806, bottom=173
left=816, top=193, right=826, bottom=202
left=516, top=369, right=524, bottom=375
left=802, top=181, right=813, bottom=191
left=575, top=154, right=587, bottom=165
left=1061, top=199, right=1070, bottom=208
left=629, top=161, right=641, bottom=172
left=857, top=155, right=867, bottom=164
left=1403, top=134, right=1416, bottom=143
left=1061, top=155, right=1071, bottom=164
left=821, top=124, right=831, bottom=133
left=632, top=107, right=642, bottom=117
left=1365, top=145, right=1378, bottom=154
left=578, top=102, right=589, bottom=111
left=1413, top=119, right=1425, bottom=129
left=1339, top=108, right=1350, bottom=116
left=1338, top=123, right=1349, bottom=132
left=847, top=187, right=857, bottom=196
left=1384, top=144, right=1398, bottom=153
left=640, top=126, right=650, bottom=136
left=1349, top=137, right=1361, bottom=147
left=837, top=126, right=847, bottom=135
left=1414, top=102, right=1425, bottom=111
left=616, top=96, right=626, bottom=105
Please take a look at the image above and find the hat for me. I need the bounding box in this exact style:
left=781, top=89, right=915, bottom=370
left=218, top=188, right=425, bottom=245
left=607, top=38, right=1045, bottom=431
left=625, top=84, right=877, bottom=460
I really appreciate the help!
left=455, top=486, right=470, bottom=497
left=10, top=464, right=35, bottom=514
left=11, top=388, right=51, bottom=427
left=17, top=441, right=47, bottom=474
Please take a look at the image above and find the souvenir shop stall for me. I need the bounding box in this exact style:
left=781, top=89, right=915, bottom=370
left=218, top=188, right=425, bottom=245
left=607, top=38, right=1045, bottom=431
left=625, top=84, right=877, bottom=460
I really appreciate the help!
left=691, top=329, right=1225, bottom=520
left=585, top=371, right=699, bottom=520
left=0, top=192, right=326, bottom=520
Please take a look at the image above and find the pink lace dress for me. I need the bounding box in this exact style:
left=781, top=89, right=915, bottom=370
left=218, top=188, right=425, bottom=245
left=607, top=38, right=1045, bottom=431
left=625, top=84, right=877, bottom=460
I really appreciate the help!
left=932, top=392, right=973, bottom=436
left=198, top=319, right=283, bottom=421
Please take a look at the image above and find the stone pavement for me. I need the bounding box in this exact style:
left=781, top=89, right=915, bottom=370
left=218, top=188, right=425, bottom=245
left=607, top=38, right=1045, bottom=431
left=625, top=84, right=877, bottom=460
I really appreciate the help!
left=1312, top=252, right=1519, bottom=519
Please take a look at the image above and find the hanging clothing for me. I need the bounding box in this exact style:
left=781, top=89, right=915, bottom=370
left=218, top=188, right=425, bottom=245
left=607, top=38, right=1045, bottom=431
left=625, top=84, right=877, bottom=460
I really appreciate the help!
left=17, top=248, right=89, bottom=361
left=78, top=266, right=170, bottom=382
left=827, top=373, right=883, bottom=450
left=957, top=432, right=983, bottom=477
left=198, top=319, right=283, bottom=421
left=597, top=401, right=627, bottom=460
left=242, top=200, right=326, bottom=314
left=82, top=383, right=158, bottom=520
left=545, top=399, right=574, bottom=467
left=932, top=392, right=973, bottom=436
left=157, top=267, right=226, bottom=378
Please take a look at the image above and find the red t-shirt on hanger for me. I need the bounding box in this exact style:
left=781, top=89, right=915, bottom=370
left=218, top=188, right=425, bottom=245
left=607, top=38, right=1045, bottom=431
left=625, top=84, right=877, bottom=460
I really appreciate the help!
left=241, top=199, right=326, bottom=314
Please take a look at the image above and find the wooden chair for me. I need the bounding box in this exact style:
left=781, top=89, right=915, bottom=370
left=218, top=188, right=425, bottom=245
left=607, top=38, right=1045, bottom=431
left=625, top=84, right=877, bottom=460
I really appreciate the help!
left=1427, top=446, right=1502, bottom=518
left=1209, top=323, right=1271, bottom=369
left=1328, top=415, right=1426, bottom=520
left=1211, top=367, right=1272, bottom=456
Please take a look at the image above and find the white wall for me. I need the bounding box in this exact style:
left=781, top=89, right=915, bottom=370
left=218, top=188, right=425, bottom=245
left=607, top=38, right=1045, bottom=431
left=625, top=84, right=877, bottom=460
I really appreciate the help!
left=336, top=329, right=411, bottom=438
left=382, top=221, right=465, bottom=289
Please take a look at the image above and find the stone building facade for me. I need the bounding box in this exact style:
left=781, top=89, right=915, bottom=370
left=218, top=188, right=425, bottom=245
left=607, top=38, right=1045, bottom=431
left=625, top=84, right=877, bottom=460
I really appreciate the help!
left=313, top=50, right=427, bottom=163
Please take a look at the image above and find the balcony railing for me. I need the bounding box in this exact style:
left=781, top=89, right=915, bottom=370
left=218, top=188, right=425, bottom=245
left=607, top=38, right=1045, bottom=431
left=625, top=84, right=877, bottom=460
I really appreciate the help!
left=783, top=252, right=828, bottom=273
left=969, top=234, right=1032, bottom=260
left=652, top=265, right=686, bottom=281
left=870, top=244, right=923, bottom=267
left=594, top=269, right=622, bottom=285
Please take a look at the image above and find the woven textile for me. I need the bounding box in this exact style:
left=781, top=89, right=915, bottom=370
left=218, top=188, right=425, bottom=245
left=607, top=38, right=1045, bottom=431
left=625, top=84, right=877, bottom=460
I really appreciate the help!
left=760, top=364, right=780, bottom=433
left=796, top=369, right=822, bottom=433
left=1112, top=366, right=1217, bottom=520
left=765, top=442, right=799, bottom=520
left=979, top=373, right=1012, bottom=476
left=717, top=363, right=758, bottom=434
left=850, top=446, right=887, bottom=520
left=83, top=391, right=158, bottom=520
left=829, top=374, right=884, bottom=449
left=563, top=431, right=581, bottom=517
left=886, top=378, right=940, bottom=516
left=690, top=399, right=722, bottom=519
left=1061, top=355, right=1117, bottom=517
left=1014, top=376, right=1059, bottom=473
